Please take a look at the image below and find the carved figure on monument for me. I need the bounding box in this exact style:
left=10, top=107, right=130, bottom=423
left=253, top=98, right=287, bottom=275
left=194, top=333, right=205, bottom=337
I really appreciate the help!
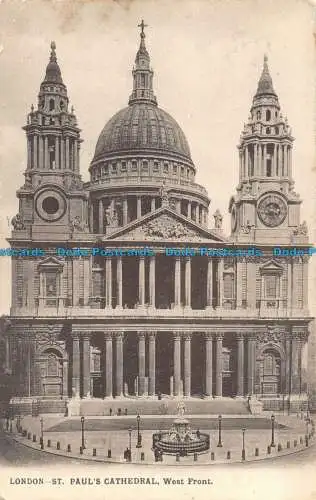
left=159, top=181, right=169, bottom=207
left=293, top=220, right=308, bottom=236
left=11, top=213, right=25, bottom=230
left=213, top=209, right=223, bottom=229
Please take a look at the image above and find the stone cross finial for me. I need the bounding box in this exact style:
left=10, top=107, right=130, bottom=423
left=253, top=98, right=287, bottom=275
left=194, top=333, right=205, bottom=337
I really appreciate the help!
left=138, top=19, right=148, bottom=35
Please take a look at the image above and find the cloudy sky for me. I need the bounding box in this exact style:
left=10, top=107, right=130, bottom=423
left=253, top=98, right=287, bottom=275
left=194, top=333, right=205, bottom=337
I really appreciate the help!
left=0, top=0, right=315, bottom=312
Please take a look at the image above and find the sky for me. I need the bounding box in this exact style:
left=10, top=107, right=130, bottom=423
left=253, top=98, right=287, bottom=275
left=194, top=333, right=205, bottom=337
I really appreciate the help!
left=0, top=0, right=315, bottom=313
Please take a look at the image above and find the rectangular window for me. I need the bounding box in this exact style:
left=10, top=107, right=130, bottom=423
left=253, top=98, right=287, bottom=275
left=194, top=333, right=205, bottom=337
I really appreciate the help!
left=131, top=160, right=138, bottom=171
left=153, top=161, right=159, bottom=172
left=46, top=271, right=58, bottom=297
left=223, top=273, right=234, bottom=298
left=121, top=161, right=127, bottom=172
left=163, top=162, right=169, bottom=174
left=142, top=160, right=148, bottom=171
left=173, top=165, right=178, bottom=175
left=264, top=275, right=278, bottom=298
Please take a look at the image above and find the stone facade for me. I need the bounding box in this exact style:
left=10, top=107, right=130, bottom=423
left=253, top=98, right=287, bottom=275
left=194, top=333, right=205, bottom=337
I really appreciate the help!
left=5, top=32, right=312, bottom=413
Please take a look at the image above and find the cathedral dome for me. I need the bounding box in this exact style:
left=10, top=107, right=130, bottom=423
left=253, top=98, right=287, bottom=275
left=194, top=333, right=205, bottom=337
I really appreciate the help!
left=93, top=102, right=192, bottom=163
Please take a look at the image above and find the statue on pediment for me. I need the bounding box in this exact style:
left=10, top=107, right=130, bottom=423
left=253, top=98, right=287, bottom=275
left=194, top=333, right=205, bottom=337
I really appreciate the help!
left=159, top=182, right=169, bottom=207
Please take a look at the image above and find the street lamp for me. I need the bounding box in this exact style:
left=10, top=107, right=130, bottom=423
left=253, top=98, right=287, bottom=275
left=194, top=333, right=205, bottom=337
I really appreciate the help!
left=80, top=416, right=85, bottom=450
left=128, top=427, right=132, bottom=462
left=242, top=428, right=246, bottom=461
left=270, top=414, right=276, bottom=447
left=40, top=417, right=44, bottom=448
left=136, top=413, right=142, bottom=448
left=217, top=415, right=223, bottom=447
left=305, top=416, right=310, bottom=438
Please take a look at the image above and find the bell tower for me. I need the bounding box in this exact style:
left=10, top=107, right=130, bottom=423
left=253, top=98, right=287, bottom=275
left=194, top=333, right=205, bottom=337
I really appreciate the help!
left=229, top=55, right=307, bottom=245
left=14, top=41, right=88, bottom=241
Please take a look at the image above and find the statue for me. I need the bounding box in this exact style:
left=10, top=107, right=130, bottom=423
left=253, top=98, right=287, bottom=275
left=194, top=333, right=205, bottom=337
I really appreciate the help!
left=213, top=209, right=223, bottom=229
left=105, top=207, right=118, bottom=227
left=293, top=221, right=308, bottom=236
left=159, top=182, right=169, bottom=207
left=11, top=213, right=25, bottom=230
left=70, top=216, right=89, bottom=233
left=177, top=400, right=186, bottom=418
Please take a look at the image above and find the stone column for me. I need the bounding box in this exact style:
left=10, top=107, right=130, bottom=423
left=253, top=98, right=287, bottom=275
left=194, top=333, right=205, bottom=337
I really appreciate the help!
left=236, top=333, right=244, bottom=396
left=137, top=196, right=142, bottom=218
left=187, top=201, right=192, bottom=219
left=39, top=136, right=44, bottom=169
left=98, top=199, right=104, bottom=233
left=285, top=337, right=291, bottom=394
left=115, top=332, right=124, bottom=397
left=217, top=259, right=223, bottom=308
left=82, top=334, right=91, bottom=397
left=72, top=334, right=80, bottom=397
left=149, top=255, right=156, bottom=307
left=27, top=137, right=32, bottom=169
left=55, top=137, right=60, bottom=169
left=148, top=332, right=156, bottom=396
left=123, top=198, right=128, bottom=225
left=185, top=257, right=191, bottom=308
left=288, top=147, right=292, bottom=177
left=245, top=145, right=249, bottom=176
left=44, top=136, right=49, bottom=169
left=215, top=333, right=223, bottom=397
left=173, top=331, right=181, bottom=397
left=205, top=333, right=213, bottom=397
left=105, top=258, right=112, bottom=308
left=116, top=256, right=123, bottom=309
left=65, top=136, right=70, bottom=169
left=138, top=256, right=145, bottom=306
left=33, top=135, right=38, bottom=169
left=138, top=332, right=146, bottom=396
left=183, top=333, right=191, bottom=397
left=291, top=334, right=302, bottom=394
left=62, top=359, right=68, bottom=397
left=151, top=197, right=156, bottom=212
left=174, top=257, right=181, bottom=307
left=206, top=257, right=213, bottom=308
left=247, top=335, right=256, bottom=395
left=176, top=199, right=181, bottom=214
left=104, top=333, right=113, bottom=398
left=60, top=137, right=64, bottom=170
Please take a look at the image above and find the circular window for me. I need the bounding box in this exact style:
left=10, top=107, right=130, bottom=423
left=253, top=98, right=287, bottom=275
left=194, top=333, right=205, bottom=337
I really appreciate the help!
left=42, top=196, right=59, bottom=214
left=36, top=190, right=66, bottom=222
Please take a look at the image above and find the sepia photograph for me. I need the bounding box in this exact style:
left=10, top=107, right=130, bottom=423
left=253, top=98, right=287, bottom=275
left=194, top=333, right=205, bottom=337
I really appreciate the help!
left=0, top=0, right=315, bottom=499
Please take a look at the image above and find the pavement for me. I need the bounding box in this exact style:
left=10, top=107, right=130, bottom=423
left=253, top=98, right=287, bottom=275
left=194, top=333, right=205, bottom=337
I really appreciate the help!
left=1, top=412, right=314, bottom=466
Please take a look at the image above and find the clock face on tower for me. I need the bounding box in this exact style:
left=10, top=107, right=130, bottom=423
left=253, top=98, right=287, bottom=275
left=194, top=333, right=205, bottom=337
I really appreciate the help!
left=35, top=189, right=66, bottom=222
left=257, top=194, right=287, bottom=227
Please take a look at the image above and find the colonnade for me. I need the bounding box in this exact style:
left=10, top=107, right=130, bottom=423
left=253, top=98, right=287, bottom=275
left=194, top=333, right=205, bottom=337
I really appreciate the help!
left=94, top=195, right=208, bottom=233
left=240, top=142, right=292, bottom=179
left=92, top=255, right=223, bottom=309
left=27, top=134, right=80, bottom=171
left=71, top=331, right=257, bottom=399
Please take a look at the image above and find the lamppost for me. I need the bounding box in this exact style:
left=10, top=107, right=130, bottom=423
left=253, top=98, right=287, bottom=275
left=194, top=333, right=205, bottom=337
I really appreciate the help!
left=217, top=415, right=223, bottom=447
left=80, top=416, right=85, bottom=450
left=305, top=416, right=310, bottom=439
left=242, top=428, right=246, bottom=461
left=270, top=414, right=276, bottom=447
left=128, top=427, right=132, bottom=462
left=40, top=417, right=44, bottom=448
left=136, top=413, right=142, bottom=448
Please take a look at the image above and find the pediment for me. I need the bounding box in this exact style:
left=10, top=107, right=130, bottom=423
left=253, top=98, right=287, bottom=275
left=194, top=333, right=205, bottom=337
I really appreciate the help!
left=260, top=259, right=284, bottom=274
left=38, top=256, right=64, bottom=271
left=105, top=207, right=227, bottom=243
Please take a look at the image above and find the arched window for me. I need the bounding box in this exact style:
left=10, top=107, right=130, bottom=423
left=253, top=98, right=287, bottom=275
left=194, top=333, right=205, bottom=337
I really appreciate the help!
left=49, top=99, right=55, bottom=111
left=257, top=110, right=261, bottom=120
left=266, top=109, right=271, bottom=121
left=266, top=127, right=271, bottom=135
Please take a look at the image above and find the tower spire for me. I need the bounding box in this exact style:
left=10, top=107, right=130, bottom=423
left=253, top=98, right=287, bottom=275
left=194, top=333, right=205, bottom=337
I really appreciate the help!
left=128, top=20, right=157, bottom=106
left=44, top=41, right=63, bottom=84
left=255, top=54, right=276, bottom=97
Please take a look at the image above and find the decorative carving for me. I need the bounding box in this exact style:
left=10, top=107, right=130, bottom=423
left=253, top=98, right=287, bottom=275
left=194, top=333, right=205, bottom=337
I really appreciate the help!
left=258, top=325, right=285, bottom=344
left=70, top=216, right=89, bottom=233
left=240, top=220, right=254, bottom=234
left=105, top=207, right=118, bottom=227
left=293, top=221, right=308, bottom=236
left=141, top=215, right=201, bottom=240
left=11, top=213, right=25, bottom=230
left=242, top=183, right=252, bottom=195
left=213, top=209, right=223, bottom=229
